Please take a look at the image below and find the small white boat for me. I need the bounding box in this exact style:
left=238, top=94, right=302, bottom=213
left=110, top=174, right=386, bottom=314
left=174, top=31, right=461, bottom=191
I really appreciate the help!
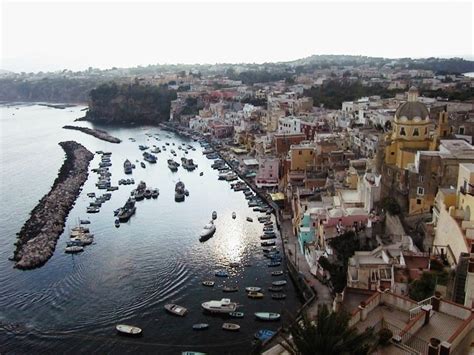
left=164, top=303, right=188, bottom=316
left=245, top=287, right=262, bottom=293
left=116, top=324, right=142, bottom=336
left=202, top=280, right=215, bottom=287
left=272, top=280, right=287, bottom=286
left=254, top=312, right=281, bottom=321
left=202, top=298, right=237, bottom=313
left=229, top=311, right=244, bottom=318
left=199, top=221, right=216, bottom=241
left=222, top=323, right=240, bottom=331
left=65, top=246, right=84, bottom=253
left=271, top=270, right=284, bottom=276
left=192, top=323, right=209, bottom=331
left=232, top=212, right=236, bottom=219
left=248, top=291, right=264, bottom=299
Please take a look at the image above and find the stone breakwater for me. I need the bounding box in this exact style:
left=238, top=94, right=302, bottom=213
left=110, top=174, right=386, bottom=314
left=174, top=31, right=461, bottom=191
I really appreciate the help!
left=12, top=141, right=94, bottom=270
left=63, top=125, right=121, bottom=143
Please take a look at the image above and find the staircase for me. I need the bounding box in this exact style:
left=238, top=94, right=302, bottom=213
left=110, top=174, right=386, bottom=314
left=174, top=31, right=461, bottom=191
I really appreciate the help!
left=452, top=253, right=469, bottom=305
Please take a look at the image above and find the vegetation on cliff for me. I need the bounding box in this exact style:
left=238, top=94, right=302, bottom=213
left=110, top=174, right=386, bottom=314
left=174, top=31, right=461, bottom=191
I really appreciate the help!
left=85, top=82, right=177, bottom=124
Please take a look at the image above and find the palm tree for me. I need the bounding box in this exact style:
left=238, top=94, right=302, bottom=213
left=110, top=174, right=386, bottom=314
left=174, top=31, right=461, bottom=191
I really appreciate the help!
left=279, top=305, right=375, bottom=355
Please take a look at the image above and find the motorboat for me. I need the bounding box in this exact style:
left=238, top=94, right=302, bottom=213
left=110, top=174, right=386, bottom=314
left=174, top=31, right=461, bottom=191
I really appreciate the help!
left=202, top=280, right=215, bottom=287
left=222, top=286, right=238, bottom=293
left=248, top=291, right=264, bottom=299
left=86, top=206, right=100, bottom=213
left=254, top=329, right=276, bottom=342
left=64, top=246, right=84, bottom=253
left=141, top=162, right=146, bottom=168
left=271, top=293, right=287, bottom=300
left=255, top=312, right=281, bottom=321
left=271, top=270, right=284, bottom=276
left=246, top=217, right=253, bottom=222
left=164, top=304, right=188, bottom=317
left=232, top=212, right=236, bottom=219
left=124, top=159, right=133, bottom=174
left=199, top=221, right=216, bottom=241
left=168, top=159, right=179, bottom=172
left=212, top=211, right=217, bottom=220
left=116, top=324, right=142, bottom=336
left=151, top=189, right=159, bottom=198
left=175, top=181, right=185, bottom=202
left=214, top=270, right=228, bottom=277
left=222, top=323, right=240, bottom=331
left=261, top=241, right=276, bottom=247
left=143, top=152, right=157, bottom=163
left=229, top=312, right=244, bottom=318
left=268, top=261, right=281, bottom=267
left=144, top=189, right=152, bottom=199
left=268, top=286, right=283, bottom=292
left=272, top=280, right=287, bottom=286
left=115, top=219, right=120, bottom=227
left=201, top=298, right=237, bottom=313
left=260, top=235, right=276, bottom=240
left=192, top=323, right=209, bottom=331
left=245, top=287, right=261, bottom=293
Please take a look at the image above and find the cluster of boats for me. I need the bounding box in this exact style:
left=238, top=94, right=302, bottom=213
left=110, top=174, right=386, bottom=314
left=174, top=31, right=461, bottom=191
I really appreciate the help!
left=167, top=159, right=180, bottom=172
left=115, top=197, right=136, bottom=224
left=93, top=152, right=118, bottom=191
left=118, top=178, right=135, bottom=185
left=181, top=157, right=198, bottom=171
left=86, top=192, right=112, bottom=213
left=64, top=223, right=94, bottom=253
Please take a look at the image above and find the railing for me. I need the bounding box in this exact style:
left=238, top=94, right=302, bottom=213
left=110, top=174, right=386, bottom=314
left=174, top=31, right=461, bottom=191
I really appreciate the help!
left=409, top=296, right=434, bottom=320
left=374, top=319, right=428, bottom=355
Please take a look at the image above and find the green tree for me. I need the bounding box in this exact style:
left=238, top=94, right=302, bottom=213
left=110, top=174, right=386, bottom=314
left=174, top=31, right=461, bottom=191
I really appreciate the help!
left=409, top=272, right=437, bottom=301
left=280, top=305, right=375, bottom=355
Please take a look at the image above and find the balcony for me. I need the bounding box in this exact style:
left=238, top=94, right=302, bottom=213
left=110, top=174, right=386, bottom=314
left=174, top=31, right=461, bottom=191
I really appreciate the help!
left=460, top=184, right=474, bottom=196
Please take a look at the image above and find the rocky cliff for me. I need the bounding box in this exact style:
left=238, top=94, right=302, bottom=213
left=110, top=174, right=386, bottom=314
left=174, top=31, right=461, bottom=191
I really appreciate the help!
left=85, top=82, right=177, bottom=124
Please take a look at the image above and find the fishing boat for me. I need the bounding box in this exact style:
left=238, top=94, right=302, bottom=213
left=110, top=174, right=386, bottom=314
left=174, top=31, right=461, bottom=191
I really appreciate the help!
left=64, top=246, right=84, bottom=253
left=214, top=270, right=228, bottom=277
left=116, top=324, right=142, bottom=336
left=202, top=280, right=215, bottom=287
left=199, top=221, right=216, bottom=242
left=271, top=293, right=287, bottom=300
left=164, top=304, right=188, bottom=317
left=271, top=270, right=284, bottom=276
left=192, top=323, right=209, bottom=331
left=246, top=217, right=253, bottom=222
left=245, top=287, right=261, bottom=293
left=222, top=286, right=238, bottom=293
left=222, top=323, right=240, bottom=331
left=248, top=291, right=264, bottom=299
left=229, top=312, right=244, bottom=318
left=175, top=181, right=185, bottom=202
left=268, top=286, right=283, bottom=292
left=255, top=312, right=281, bottom=321
left=212, top=211, right=217, bottom=220
left=123, top=159, right=133, bottom=174
left=201, top=298, right=237, bottom=313
left=272, top=280, right=287, bottom=286
left=254, top=329, right=276, bottom=342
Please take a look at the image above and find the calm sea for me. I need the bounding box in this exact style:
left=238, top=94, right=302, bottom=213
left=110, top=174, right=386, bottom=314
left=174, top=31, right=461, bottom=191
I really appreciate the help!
left=0, top=104, right=300, bottom=354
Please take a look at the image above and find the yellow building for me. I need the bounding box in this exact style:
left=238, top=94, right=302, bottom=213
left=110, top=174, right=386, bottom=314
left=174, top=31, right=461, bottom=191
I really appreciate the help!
left=289, top=142, right=315, bottom=171
left=384, top=87, right=436, bottom=169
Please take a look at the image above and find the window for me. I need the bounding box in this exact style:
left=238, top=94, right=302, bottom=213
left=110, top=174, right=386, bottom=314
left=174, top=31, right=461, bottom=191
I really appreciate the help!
left=400, top=127, right=406, bottom=136
left=425, top=127, right=428, bottom=134
left=299, top=150, right=302, bottom=155
left=419, top=175, right=424, bottom=183
left=459, top=127, right=465, bottom=135
left=413, top=128, right=419, bottom=136
left=391, top=152, right=395, bottom=155
left=416, top=199, right=422, bottom=205
left=417, top=187, right=424, bottom=196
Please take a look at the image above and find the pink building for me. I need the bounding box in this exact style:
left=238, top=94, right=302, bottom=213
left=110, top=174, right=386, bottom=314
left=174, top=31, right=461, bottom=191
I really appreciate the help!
left=255, top=158, right=279, bottom=188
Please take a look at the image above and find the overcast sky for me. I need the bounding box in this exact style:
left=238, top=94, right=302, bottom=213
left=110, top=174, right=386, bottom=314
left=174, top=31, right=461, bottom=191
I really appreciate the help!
left=1, top=1, right=472, bottom=73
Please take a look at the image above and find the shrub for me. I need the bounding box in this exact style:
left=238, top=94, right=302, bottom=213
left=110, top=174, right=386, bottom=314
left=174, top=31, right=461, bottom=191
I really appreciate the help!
left=378, top=328, right=393, bottom=346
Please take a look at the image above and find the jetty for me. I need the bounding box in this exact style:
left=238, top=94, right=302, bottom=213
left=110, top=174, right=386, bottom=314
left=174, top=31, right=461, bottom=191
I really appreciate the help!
left=63, top=125, right=121, bottom=143
left=12, top=141, right=94, bottom=270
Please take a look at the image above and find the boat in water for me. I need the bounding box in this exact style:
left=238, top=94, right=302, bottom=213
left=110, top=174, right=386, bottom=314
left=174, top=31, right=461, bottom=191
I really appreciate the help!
left=168, top=159, right=179, bottom=172
left=123, top=159, right=133, bottom=174
left=222, top=323, right=240, bottom=331
left=232, top=212, right=236, bottom=219
left=201, top=298, right=237, bottom=313
left=271, top=293, right=287, bottom=300
left=255, top=312, right=281, bottom=321
left=117, top=198, right=136, bottom=222
left=175, top=181, right=185, bottom=202
left=214, top=270, right=228, bottom=277
left=199, top=221, right=216, bottom=242
left=272, top=280, right=287, bottom=286
left=222, top=286, right=238, bottom=293
left=116, top=324, right=142, bottom=336
left=212, top=211, right=217, bottom=220
left=164, top=304, right=188, bottom=317
left=192, top=323, right=209, bottom=331
left=245, top=287, right=261, bottom=292
left=202, top=280, right=215, bottom=287
left=246, top=217, right=253, bottom=222
left=229, top=311, right=244, bottom=318
left=254, top=329, right=276, bottom=342
left=248, top=291, right=264, bottom=299
left=64, top=246, right=84, bottom=253
left=271, top=270, right=284, bottom=276
left=140, top=162, right=146, bottom=169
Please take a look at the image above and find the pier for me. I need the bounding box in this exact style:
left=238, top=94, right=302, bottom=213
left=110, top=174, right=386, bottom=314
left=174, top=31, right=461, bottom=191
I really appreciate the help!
left=12, top=141, right=94, bottom=270
left=63, top=125, right=121, bottom=143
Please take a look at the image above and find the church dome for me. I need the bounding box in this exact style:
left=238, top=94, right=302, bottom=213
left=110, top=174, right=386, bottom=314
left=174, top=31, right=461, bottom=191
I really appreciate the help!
left=395, top=101, right=429, bottom=120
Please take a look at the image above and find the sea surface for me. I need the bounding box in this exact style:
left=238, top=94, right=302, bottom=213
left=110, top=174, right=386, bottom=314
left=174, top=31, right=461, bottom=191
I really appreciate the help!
left=0, top=104, right=300, bottom=354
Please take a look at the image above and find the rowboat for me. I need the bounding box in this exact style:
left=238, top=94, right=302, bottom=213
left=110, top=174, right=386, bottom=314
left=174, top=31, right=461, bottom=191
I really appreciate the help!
left=268, top=286, right=283, bottom=292
left=222, top=286, right=238, bottom=293
left=272, top=280, right=287, bottom=286
left=255, top=312, right=281, bottom=321
left=271, top=293, right=287, bottom=300
left=271, top=270, right=284, bottom=276
left=268, top=261, right=281, bottom=267
left=164, top=303, right=188, bottom=316
left=202, top=280, right=215, bottom=287
left=245, top=287, right=261, bottom=292
left=248, top=291, right=264, bottom=299
left=254, top=329, right=276, bottom=341
left=215, top=270, right=229, bottom=277
left=229, top=312, right=244, bottom=318
left=116, top=324, right=142, bottom=336
left=246, top=217, right=253, bottom=222
left=261, top=241, right=276, bottom=246
left=222, top=323, right=240, bottom=331
left=192, top=323, right=209, bottom=330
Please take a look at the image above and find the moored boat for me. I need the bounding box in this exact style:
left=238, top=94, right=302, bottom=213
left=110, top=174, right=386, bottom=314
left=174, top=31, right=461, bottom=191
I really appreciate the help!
left=232, top=212, right=236, bottom=219
left=248, top=291, right=264, bottom=299
left=254, top=312, right=281, bottom=321
left=254, top=329, right=276, bottom=342
left=246, top=217, right=253, bottom=222
left=192, top=323, right=209, bottom=331
left=245, top=287, right=261, bottom=293
left=271, top=293, right=287, bottom=300
left=201, top=298, right=237, bottom=313
left=214, top=270, right=228, bottom=277
left=229, top=311, right=244, bottom=318
left=222, top=323, right=240, bottom=331
left=164, top=303, right=188, bottom=317
left=222, top=286, right=238, bottom=293
left=116, top=324, right=142, bottom=336
left=272, top=280, right=287, bottom=286
left=199, top=221, right=216, bottom=242
left=271, top=270, right=284, bottom=276
left=202, top=280, right=215, bottom=287
left=64, top=246, right=84, bottom=253
left=212, top=211, right=217, bottom=220
left=268, top=286, right=283, bottom=292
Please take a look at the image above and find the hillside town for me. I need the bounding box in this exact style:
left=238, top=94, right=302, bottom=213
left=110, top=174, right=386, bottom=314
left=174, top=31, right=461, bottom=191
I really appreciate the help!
left=155, top=65, right=474, bottom=354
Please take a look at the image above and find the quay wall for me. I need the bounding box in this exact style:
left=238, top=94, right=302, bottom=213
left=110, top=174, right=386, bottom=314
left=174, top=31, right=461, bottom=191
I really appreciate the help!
left=12, top=141, right=94, bottom=270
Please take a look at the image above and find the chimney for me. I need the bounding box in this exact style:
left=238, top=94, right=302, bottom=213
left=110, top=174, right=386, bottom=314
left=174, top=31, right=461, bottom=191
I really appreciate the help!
left=428, top=338, right=441, bottom=355
left=440, top=341, right=451, bottom=355
left=432, top=291, right=441, bottom=312
left=359, top=301, right=368, bottom=321
left=422, top=304, right=433, bottom=325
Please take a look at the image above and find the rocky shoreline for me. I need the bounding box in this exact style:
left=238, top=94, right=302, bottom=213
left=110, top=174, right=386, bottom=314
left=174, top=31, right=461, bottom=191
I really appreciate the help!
left=12, top=141, right=94, bottom=270
left=63, top=125, right=121, bottom=143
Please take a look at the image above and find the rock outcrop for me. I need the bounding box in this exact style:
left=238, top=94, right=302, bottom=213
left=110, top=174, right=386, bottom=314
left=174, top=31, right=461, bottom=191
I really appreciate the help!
left=63, top=125, right=121, bottom=143
left=12, top=141, right=94, bottom=270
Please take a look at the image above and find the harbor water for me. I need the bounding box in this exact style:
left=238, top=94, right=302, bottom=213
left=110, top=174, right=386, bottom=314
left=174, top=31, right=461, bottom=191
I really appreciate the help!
left=0, top=104, right=301, bottom=354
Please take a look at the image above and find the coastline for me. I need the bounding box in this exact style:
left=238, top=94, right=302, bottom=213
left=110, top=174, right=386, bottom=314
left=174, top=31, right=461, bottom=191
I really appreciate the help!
left=12, top=141, right=94, bottom=270
left=63, top=125, right=121, bottom=143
